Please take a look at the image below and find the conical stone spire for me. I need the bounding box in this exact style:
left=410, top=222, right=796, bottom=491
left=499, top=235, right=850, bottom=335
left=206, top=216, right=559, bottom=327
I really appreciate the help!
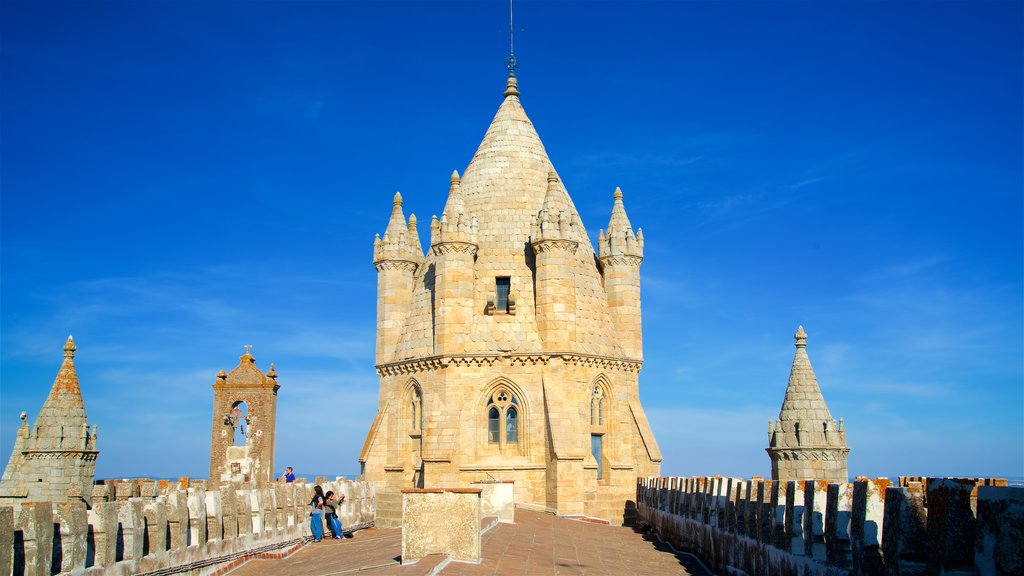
left=766, top=326, right=850, bottom=483
left=777, top=326, right=835, bottom=424
left=33, top=335, right=89, bottom=450
left=0, top=337, right=98, bottom=505
left=599, top=187, right=643, bottom=262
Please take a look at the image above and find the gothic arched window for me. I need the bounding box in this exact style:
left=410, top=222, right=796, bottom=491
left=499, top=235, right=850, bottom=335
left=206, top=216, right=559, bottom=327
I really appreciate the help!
left=486, top=387, right=520, bottom=449
left=590, top=386, right=605, bottom=426
left=407, top=383, right=423, bottom=433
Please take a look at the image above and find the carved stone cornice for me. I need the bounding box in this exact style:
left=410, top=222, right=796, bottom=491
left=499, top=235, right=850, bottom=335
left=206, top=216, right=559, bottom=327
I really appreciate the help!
left=376, top=352, right=643, bottom=376
left=20, top=450, right=100, bottom=461
left=531, top=239, right=579, bottom=254
left=374, top=260, right=419, bottom=273
left=599, top=254, right=643, bottom=267
left=766, top=447, right=850, bottom=462
left=431, top=242, right=478, bottom=257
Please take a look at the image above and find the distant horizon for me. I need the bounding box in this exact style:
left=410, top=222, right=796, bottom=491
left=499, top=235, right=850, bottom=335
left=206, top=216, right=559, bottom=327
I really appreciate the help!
left=2, top=1, right=1021, bottom=481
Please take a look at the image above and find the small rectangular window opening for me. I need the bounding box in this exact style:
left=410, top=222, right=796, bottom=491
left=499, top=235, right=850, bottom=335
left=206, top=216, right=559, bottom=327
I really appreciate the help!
left=496, top=277, right=511, bottom=313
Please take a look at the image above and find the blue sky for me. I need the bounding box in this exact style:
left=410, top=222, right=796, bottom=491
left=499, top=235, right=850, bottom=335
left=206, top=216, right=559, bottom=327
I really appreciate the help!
left=2, top=1, right=1021, bottom=481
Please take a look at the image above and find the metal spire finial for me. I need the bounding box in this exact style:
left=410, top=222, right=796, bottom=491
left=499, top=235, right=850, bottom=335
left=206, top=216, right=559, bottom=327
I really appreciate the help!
left=505, top=0, right=518, bottom=75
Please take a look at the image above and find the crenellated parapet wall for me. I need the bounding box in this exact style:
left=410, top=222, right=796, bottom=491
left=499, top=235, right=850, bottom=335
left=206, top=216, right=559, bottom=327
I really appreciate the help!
left=0, top=478, right=374, bottom=576
left=636, top=476, right=1022, bottom=576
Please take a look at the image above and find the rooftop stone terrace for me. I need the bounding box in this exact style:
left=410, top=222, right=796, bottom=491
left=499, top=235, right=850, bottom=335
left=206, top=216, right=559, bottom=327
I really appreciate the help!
left=229, top=507, right=709, bottom=576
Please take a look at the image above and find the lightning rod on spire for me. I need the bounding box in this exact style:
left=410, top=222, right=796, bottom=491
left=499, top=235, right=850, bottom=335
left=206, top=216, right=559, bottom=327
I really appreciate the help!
left=505, top=0, right=518, bottom=75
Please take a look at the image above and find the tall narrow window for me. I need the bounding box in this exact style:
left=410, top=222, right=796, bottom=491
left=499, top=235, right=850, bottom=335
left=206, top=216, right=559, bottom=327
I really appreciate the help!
left=496, top=277, right=511, bottom=312
left=590, top=386, right=604, bottom=426
left=488, top=408, right=500, bottom=443
left=506, top=407, right=518, bottom=443
left=486, top=387, right=521, bottom=449
left=591, top=434, right=603, bottom=480
left=409, top=385, right=421, bottom=430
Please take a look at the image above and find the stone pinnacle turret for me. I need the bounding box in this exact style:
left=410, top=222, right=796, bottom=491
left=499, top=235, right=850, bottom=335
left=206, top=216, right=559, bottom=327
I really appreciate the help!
left=0, top=336, right=99, bottom=505
left=766, top=326, right=850, bottom=483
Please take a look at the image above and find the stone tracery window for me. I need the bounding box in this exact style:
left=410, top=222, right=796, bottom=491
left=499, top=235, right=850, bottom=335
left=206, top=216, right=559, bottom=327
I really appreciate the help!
left=590, top=386, right=604, bottom=426
left=486, top=387, right=519, bottom=448
left=407, top=382, right=423, bottom=434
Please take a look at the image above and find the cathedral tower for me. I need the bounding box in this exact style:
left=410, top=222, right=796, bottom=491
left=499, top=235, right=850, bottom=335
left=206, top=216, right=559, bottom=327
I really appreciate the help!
left=767, top=326, right=851, bottom=483
left=0, top=337, right=98, bottom=506
left=360, top=73, right=662, bottom=526
left=209, top=348, right=279, bottom=485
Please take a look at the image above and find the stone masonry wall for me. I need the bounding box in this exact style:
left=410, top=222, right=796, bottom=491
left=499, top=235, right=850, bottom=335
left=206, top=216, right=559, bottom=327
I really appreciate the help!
left=636, top=476, right=1022, bottom=576
left=0, top=477, right=374, bottom=576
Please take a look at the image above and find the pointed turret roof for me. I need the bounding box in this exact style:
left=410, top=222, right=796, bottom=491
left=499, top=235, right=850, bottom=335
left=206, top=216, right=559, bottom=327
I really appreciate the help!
left=442, top=170, right=466, bottom=220
left=606, top=187, right=634, bottom=236
left=374, top=191, right=423, bottom=265
left=384, top=192, right=408, bottom=238
left=33, top=336, right=89, bottom=450
left=459, top=74, right=590, bottom=249
left=777, top=326, right=836, bottom=424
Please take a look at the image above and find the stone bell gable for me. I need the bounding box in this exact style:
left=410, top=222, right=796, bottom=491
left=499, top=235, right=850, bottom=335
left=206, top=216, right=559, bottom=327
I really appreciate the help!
left=209, top=348, right=279, bottom=486
left=767, top=326, right=851, bottom=483
left=360, top=73, right=661, bottom=527
left=0, top=336, right=99, bottom=506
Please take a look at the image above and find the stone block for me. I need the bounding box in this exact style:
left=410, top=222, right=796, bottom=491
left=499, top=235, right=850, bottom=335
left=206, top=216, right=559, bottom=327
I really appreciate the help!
left=975, top=486, right=1024, bottom=576
left=401, top=489, right=481, bottom=564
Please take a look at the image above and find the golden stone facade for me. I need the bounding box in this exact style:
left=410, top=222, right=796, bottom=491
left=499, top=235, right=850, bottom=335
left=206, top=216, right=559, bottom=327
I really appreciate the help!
left=360, top=75, right=662, bottom=526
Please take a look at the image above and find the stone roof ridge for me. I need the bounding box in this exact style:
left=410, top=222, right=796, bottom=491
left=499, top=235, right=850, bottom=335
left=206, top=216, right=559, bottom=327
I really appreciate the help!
left=776, top=325, right=837, bottom=425
left=373, top=192, right=423, bottom=266
left=32, top=336, right=95, bottom=451
left=531, top=171, right=578, bottom=243
left=598, top=187, right=643, bottom=261
left=430, top=171, right=479, bottom=248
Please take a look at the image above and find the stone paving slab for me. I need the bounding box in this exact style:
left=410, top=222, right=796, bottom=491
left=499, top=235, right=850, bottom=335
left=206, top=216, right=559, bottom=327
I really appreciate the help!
left=228, top=508, right=709, bottom=576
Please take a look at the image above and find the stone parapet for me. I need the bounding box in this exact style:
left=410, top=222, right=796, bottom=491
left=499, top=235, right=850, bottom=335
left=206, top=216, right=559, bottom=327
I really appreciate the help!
left=0, top=478, right=374, bottom=576
left=636, top=475, right=1019, bottom=576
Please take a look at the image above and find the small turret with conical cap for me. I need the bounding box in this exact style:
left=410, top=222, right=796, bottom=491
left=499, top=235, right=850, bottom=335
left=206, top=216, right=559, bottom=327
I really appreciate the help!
left=598, top=187, right=645, bottom=359
left=0, top=337, right=98, bottom=505
left=766, top=326, right=850, bottom=483
left=374, top=191, right=422, bottom=364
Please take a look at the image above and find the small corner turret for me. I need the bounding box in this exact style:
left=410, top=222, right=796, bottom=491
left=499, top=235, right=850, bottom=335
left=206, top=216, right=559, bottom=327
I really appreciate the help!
left=430, top=170, right=478, bottom=252
left=531, top=171, right=581, bottom=350
left=530, top=171, right=580, bottom=249
left=766, top=326, right=850, bottom=484
left=373, top=192, right=424, bottom=269
left=430, top=170, right=479, bottom=355
left=0, top=336, right=99, bottom=506
left=598, top=187, right=644, bottom=264
left=598, top=187, right=645, bottom=359
left=374, top=191, right=425, bottom=363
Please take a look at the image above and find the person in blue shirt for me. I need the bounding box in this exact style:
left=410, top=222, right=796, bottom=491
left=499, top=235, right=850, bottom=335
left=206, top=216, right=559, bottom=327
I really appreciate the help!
left=280, top=466, right=296, bottom=482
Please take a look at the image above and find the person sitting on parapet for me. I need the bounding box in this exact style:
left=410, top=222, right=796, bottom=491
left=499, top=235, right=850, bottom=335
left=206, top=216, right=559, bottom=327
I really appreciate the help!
left=280, top=466, right=296, bottom=482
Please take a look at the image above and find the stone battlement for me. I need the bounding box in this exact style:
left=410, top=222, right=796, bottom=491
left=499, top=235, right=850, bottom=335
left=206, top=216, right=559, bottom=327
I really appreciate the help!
left=0, top=477, right=374, bottom=576
left=637, top=475, right=1022, bottom=576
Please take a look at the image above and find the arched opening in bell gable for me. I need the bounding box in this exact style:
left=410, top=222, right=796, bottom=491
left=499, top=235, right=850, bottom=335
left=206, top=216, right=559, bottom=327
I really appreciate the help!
left=229, top=401, right=249, bottom=446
